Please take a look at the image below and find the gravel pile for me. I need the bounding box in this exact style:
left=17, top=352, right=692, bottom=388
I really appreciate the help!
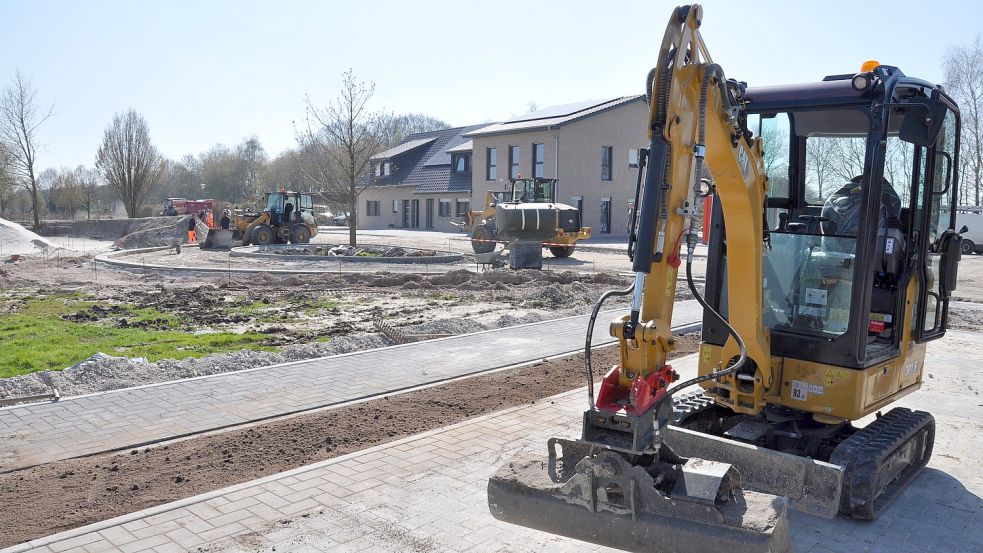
left=0, top=333, right=391, bottom=399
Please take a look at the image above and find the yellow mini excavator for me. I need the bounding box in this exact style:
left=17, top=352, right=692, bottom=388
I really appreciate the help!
left=487, top=5, right=962, bottom=552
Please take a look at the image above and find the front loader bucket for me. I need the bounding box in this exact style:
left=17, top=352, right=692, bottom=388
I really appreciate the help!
left=665, top=426, right=846, bottom=518
left=202, top=229, right=233, bottom=250
left=487, top=439, right=792, bottom=553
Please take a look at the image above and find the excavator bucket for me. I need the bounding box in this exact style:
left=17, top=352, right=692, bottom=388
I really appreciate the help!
left=487, top=438, right=792, bottom=553
left=201, top=229, right=234, bottom=250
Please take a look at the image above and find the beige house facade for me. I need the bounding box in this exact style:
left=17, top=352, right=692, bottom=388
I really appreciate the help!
left=466, top=96, right=648, bottom=236
left=359, top=126, right=483, bottom=233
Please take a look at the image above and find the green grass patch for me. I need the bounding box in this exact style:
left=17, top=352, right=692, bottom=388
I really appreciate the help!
left=0, top=296, right=275, bottom=378
left=300, top=297, right=339, bottom=316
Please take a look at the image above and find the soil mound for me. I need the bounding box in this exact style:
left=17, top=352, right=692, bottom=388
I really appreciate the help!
left=113, top=216, right=209, bottom=250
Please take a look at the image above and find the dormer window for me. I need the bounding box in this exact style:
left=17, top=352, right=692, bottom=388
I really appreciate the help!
left=452, top=153, right=470, bottom=173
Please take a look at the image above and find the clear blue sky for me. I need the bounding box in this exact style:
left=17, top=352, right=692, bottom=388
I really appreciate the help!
left=1, top=0, right=980, bottom=171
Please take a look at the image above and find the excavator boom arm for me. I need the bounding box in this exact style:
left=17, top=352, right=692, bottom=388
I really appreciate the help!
left=615, top=4, right=771, bottom=414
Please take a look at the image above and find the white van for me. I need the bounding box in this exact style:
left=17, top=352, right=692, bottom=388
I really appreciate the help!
left=941, top=207, right=983, bottom=255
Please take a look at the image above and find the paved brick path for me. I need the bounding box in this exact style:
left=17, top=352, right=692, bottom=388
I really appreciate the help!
left=0, top=302, right=702, bottom=472
left=11, top=330, right=982, bottom=553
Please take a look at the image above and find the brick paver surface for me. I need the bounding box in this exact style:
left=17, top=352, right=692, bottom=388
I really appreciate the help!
left=0, top=302, right=702, bottom=472
left=12, top=330, right=982, bottom=553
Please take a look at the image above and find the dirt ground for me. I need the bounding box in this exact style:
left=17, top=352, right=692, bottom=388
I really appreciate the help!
left=0, top=336, right=700, bottom=547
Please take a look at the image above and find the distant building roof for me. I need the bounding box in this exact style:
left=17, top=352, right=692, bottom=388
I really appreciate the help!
left=466, top=96, right=644, bottom=137
left=368, top=124, right=487, bottom=195
left=370, top=136, right=438, bottom=161
left=445, top=140, right=473, bottom=154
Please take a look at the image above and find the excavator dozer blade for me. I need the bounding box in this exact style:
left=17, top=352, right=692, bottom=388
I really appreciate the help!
left=202, top=229, right=234, bottom=250
left=487, top=439, right=792, bottom=553
left=665, top=425, right=846, bottom=518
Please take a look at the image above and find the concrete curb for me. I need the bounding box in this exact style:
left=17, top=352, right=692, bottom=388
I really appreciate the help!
left=94, top=246, right=462, bottom=275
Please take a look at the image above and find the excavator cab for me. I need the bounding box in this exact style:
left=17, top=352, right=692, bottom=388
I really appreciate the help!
left=701, top=68, right=961, bottom=412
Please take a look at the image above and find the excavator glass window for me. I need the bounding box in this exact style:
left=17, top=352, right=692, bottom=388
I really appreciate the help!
left=709, top=83, right=960, bottom=367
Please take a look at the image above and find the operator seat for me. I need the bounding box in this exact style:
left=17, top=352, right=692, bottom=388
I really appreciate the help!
left=821, top=176, right=905, bottom=276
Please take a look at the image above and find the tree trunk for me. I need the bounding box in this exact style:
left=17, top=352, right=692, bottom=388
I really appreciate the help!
left=30, top=180, right=40, bottom=230
left=348, top=195, right=357, bottom=247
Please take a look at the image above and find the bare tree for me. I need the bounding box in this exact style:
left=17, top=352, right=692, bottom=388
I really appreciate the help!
left=375, top=112, right=451, bottom=148
left=96, top=109, right=166, bottom=218
left=236, top=136, right=267, bottom=200
left=944, top=35, right=983, bottom=206
left=300, top=70, right=386, bottom=246
left=0, top=71, right=53, bottom=230
left=47, top=167, right=84, bottom=218
left=75, top=165, right=100, bottom=219
left=804, top=137, right=840, bottom=201
left=0, top=147, right=14, bottom=218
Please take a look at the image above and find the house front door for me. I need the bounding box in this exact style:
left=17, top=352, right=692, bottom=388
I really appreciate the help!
left=426, top=199, right=434, bottom=229
left=411, top=200, right=420, bottom=228
left=402, top=200, right=410, bottom=228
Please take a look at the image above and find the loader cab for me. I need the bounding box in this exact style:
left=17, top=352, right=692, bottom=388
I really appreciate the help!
left=704, top=66, right=961, bottom=369
left=506, top=178, right=557, bottom=204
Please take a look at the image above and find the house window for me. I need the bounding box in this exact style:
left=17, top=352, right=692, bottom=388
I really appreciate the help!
left=375, top=164, right=382, bottom=177
left=439, top=199, right=452, bottom=217
left=383, top=161, right=391, bottom=176
left=487, top=147, right=497, bottom=181
left=456, top=200, right=470, bottom=217
left=509, top=145, right=520, bottom=179
left=532, top=143, right=544, bottom=178
left=628, top=148, right=639, bottom=168
left=452, top=154, right=469, bottom=173
left=366, top=200, right=380, bottom=216
left=392, top=199, right=398, bottom=213
left=601, top=146, right=613, bottom=181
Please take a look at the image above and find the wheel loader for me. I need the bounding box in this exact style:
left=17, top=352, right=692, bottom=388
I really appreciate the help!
left=459, top=177, right=591, bottom=259
left=487, top=5, right=962, bottom=552
left=203, top=190, right=318, bottom=249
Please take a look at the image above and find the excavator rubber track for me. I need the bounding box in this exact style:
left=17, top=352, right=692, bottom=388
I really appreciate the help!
left=669, top=391, right=935, bottom=520
left=830, top=407, right=935, bottom=520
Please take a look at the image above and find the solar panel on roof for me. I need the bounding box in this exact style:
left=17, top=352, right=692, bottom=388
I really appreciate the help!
left=505, top=99, right=615, bottom=124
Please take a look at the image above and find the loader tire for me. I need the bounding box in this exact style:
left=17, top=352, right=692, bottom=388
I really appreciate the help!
left=549, top=245, right=576, bottom=258
left=290, top=224, right=311, bottom=244
left=471, top=224, right=496, bottom=254
left=252, top=224, right=274, bottom=246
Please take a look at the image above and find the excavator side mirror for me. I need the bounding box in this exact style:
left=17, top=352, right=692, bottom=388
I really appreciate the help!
left=899, top=97, right=947, bottom=147
left=938, top=229, right=962, bottom=297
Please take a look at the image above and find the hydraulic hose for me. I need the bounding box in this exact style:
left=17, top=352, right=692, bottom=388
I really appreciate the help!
left=651, top=256, right=747, bottom=412
left=584, top=283, right=635, bottom=410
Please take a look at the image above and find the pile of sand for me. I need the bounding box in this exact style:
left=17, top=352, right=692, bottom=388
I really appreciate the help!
left=0, top=217, right=61, bottom=256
